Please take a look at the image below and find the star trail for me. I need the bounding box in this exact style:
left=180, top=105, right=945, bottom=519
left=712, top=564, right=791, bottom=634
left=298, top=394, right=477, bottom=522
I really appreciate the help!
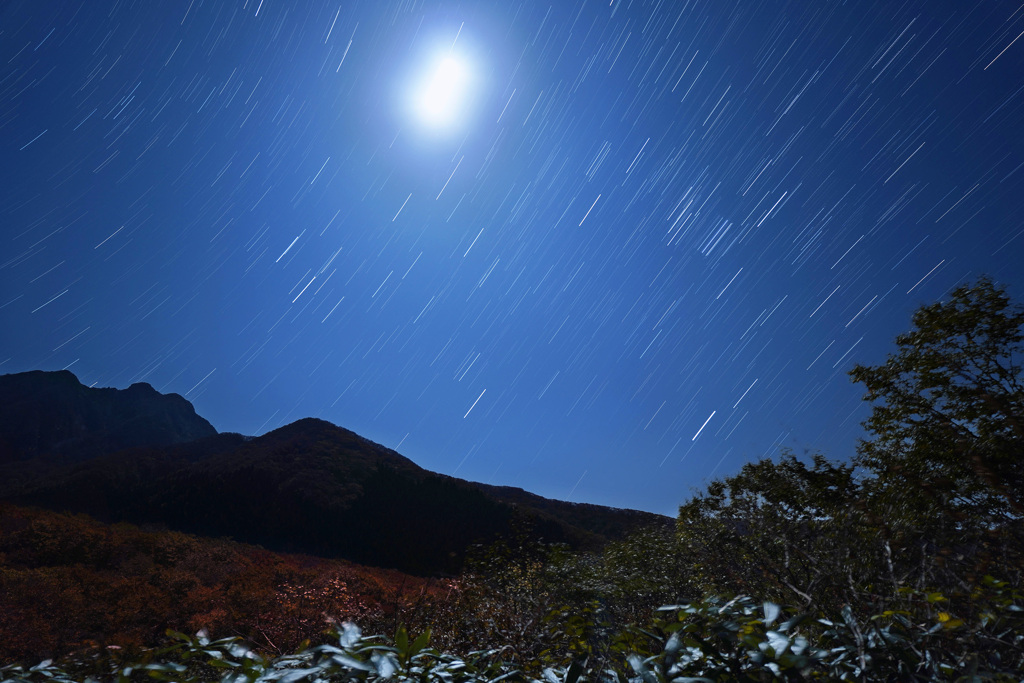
left=2, top=0, right=1023, bottom=515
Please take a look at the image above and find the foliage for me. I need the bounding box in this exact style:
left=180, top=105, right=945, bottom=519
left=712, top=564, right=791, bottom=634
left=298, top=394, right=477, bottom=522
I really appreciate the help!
left=0, top=503, right=450, bottom=663
left=849, top=276, right=1024, bottom=519
left=4, top=579, right=1023, bottom=683
left=429, top=521, right=589, bottom=669
left=674, top=277, right=1023, bottom=602
left=658, top=277, right=1024, bottom=675
left=848, top=277, right=1024, bottom=589
left=626, top=579, right=1024, bottom=681
left=443, top=521, right=686, bottom=672
left=589, top=524, right=691, bottom=620
left=675, top=453, right=872, bottom=612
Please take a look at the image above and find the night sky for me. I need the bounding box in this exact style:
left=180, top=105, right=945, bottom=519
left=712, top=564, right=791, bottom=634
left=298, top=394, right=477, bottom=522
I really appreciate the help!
left=2, top=0, right=1023, bottom=516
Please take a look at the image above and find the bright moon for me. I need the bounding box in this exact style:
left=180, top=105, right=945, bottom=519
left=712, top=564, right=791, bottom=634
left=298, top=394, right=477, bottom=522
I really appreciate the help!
left=411, top=54, right=473, bottom=131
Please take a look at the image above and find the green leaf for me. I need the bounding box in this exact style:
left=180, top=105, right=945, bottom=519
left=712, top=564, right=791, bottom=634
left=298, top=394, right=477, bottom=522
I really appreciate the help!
left=394, top=626, right=409, bottom=653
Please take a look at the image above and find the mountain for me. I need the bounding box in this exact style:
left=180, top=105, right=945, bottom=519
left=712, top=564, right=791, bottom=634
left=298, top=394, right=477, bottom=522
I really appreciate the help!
left=0, top=370, right=669, bottom=575
left=0, top=369, right=216, bottom=463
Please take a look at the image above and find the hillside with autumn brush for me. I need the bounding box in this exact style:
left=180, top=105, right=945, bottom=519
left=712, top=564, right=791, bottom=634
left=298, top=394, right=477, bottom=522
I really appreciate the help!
left=0, top=502, right=451, bottom=661
left=0, top=368, right=667, bottom=661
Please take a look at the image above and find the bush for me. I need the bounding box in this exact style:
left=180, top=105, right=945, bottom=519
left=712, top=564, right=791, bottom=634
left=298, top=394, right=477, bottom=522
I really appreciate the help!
left=4, top=579, right=1022, bottom=683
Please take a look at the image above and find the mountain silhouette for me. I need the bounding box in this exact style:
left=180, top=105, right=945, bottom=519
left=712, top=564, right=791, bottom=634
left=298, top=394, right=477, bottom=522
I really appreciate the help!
left=0, top=370, right=668, bottom=575
left=0, top=369, right=215, bottom=463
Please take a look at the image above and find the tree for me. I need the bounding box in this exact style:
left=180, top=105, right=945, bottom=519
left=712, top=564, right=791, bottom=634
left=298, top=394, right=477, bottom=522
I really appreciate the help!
left=849, top=277, right=1024, bottom=519
left=849, top=276, right=1024, bottom=586
left=592, top=523, right=691, bottom=620
left=675, top=452, right=875, bottom=611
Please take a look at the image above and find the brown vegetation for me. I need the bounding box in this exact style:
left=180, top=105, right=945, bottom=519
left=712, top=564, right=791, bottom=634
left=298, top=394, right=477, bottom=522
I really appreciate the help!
left=0, top=502, right=451, bottom=663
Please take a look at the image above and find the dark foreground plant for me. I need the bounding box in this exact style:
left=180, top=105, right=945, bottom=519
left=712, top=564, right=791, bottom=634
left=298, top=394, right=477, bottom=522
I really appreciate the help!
left=4, top=577, right=1021, bottom=683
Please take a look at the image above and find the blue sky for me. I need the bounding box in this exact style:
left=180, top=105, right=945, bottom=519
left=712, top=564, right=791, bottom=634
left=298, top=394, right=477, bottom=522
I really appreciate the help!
left=2, top=0, right=1023, bottom=515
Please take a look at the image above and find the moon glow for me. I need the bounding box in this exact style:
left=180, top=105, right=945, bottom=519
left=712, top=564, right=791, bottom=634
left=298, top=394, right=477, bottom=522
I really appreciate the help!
left=410, top=54, right=473, bottom=132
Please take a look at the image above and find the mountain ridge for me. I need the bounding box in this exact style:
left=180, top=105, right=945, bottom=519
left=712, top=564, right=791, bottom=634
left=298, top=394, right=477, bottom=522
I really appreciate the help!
left=0, top=369, right=216, bottom=463
left=0, top=370, right=669, bottom=575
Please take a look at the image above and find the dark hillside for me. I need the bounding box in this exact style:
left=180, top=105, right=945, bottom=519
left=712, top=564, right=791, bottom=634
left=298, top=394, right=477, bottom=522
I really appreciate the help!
left=0, top=502, right=442, bottom=663
left=0, top=371, right=670, bottom=576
